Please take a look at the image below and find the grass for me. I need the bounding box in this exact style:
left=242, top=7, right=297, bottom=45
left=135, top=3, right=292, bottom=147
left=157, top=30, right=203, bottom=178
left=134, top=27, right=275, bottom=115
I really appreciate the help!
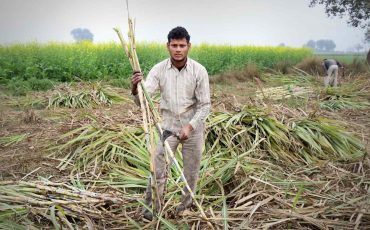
left=315, top=53, right=366, bottom=64
left=210, top=63, right=262, bottom=84
left=295, top=56, right=325, bottom=76
left=0, top=133, right=29, bottom=147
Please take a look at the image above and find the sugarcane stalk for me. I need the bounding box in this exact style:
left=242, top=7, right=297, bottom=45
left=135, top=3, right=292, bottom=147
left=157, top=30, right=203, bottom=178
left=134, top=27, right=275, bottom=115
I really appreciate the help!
left=128, top=17, right=159, bottom=214
left=0, top=195, right=54, bottom=206
left=18, top=181, right=124, bottom=203
left=114, top=21, right=159, bottom=216
left=30, top=181, right=135, bottom=202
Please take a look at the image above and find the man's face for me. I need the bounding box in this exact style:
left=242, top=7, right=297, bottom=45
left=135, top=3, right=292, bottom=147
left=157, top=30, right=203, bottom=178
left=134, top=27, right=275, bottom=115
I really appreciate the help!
left=167, top=38, right=191, bottom=62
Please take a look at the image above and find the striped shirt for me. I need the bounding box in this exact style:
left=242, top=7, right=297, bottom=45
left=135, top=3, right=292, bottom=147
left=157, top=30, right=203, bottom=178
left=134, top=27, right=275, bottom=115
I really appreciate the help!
left=134, top=58, right=211, bottom=133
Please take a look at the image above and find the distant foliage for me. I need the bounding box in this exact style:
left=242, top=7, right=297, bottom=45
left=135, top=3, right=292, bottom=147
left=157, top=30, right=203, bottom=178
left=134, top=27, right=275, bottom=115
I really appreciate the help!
left=71, top=28, right=94, bottom=42
left=354, top=43, right=364, bottom=53
left=304, top=39, right=336, bottom=52
left=316, top=39, right=336, bottom=52
left=304, top=40, right=316, bottom=50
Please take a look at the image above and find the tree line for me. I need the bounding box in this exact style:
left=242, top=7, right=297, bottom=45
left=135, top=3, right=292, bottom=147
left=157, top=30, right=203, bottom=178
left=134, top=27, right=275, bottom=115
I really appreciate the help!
left=303, top=39, right=336, bottom=52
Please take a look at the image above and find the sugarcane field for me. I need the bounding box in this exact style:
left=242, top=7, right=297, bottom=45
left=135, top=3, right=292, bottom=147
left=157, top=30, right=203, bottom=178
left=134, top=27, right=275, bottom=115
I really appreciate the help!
left=1, top=1, right=370, bottom=230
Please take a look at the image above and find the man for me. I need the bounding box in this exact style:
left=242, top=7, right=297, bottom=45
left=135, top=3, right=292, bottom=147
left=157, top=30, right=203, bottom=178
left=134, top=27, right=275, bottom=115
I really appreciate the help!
left=131, top=26, right=211, bottom=221
left=322, top=58, right=344, bottom=87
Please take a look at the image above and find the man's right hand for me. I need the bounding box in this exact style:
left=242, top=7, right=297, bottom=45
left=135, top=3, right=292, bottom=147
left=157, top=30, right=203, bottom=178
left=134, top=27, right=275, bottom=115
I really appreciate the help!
left=131, top=71, right=143, bottom=95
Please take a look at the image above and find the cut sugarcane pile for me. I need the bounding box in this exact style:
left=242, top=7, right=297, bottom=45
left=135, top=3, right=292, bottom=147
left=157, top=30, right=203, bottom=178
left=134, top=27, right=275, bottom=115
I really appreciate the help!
left=0, top=181, right=138, bottom=229
left=0, top=105, right=369, bottom=229
left=48, top=82, right=126, bottom=109
left=256, top=86, right=313, bottom=100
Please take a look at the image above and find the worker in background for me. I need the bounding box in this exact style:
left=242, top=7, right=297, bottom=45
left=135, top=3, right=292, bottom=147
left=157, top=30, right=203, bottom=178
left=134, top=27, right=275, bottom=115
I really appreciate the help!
left=322, top=58, right=344, bottom=87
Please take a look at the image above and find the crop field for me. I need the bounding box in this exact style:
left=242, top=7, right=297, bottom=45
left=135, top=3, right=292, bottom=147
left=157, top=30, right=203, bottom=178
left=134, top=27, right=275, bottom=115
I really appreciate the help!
left=315, top=53, right=367, bottom=64
left=0, top=42, right=312, bottom=94
left=0, top=42, right=369, bottom=229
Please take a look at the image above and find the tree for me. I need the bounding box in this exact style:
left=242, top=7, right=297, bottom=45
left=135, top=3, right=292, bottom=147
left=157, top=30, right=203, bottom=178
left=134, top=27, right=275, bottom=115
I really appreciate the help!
left=366, top=29, right=370, bottom=43
left=324, top=39, right=336, bottom=52
left=70, top=28, right=94, bottom=42
left=304, top=40, right=316, bottom=50
left=278, top=43, right=286, bottom=47
left=309, top=0, right=370, bottom=49
left=309, top=0, right=369, bottom=28
left=315, top=40, right=325, bottom=51
left=354, top=43, right=364, bottom=53
left=315, top=39, right=336, bottom=52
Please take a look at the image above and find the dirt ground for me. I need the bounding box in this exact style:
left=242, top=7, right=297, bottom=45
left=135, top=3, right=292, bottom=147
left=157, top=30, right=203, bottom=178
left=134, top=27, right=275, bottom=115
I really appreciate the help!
left=1, top=74, right=369, bottom=181
left=0, top=88, right=140, bottom=180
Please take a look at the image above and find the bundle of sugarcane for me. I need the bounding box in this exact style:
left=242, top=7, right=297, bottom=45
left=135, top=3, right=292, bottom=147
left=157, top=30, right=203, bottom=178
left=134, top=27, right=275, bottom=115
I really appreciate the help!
left=205, top=106, right=365, bottom=165
left=52, top=106, right=366, bottom=186
left=318, top=85, right=370, bottom=111
left=256, top=86, right=313, bottom=100
left=0, top=180, right=138, bottom=229
left=48, top=82, right=127, bottom=109
left=113, top=11, right=212, bottom=226
left=320, top=97, right=370, bottom=111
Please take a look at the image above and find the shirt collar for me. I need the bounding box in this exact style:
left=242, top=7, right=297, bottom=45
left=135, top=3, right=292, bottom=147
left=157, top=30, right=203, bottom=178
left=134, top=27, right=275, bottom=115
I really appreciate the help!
left=166, top=58, right=192, bottom=72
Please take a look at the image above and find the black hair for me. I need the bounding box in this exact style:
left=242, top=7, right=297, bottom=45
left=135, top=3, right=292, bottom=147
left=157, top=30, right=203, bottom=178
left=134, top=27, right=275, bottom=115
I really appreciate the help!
left=167, top=26, right=190, bottom=43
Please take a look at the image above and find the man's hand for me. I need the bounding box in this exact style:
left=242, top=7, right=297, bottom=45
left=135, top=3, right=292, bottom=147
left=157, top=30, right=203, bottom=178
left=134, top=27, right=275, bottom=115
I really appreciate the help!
left=131, top=71, right=143, bottom=95
left=179, top=124, right=194, bottom=141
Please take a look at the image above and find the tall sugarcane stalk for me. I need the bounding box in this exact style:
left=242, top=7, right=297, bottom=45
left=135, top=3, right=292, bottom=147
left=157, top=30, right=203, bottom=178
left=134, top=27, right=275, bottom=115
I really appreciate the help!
left=114, top=16, right=213, bottom=228
left=114, top=24, right=159, bottom=216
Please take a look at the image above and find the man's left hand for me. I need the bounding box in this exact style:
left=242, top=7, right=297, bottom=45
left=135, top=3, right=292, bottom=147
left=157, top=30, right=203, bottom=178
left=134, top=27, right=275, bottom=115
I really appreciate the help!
left=179, top=124, right=194, bottom=141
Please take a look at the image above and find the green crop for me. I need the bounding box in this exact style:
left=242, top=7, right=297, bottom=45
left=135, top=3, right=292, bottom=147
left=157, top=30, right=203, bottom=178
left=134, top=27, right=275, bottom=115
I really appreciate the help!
left=0, top=42, right=312, bottom=84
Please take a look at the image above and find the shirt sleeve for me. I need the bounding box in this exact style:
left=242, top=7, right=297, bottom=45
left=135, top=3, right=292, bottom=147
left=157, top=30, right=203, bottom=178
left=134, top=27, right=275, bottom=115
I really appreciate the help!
left=336, top=60, right=343, bottom=68
left=322, top=62, right=327, bottom=71
left=189, top=67, right=211, bottom=131
left=133, top=66, right=160, bottom=106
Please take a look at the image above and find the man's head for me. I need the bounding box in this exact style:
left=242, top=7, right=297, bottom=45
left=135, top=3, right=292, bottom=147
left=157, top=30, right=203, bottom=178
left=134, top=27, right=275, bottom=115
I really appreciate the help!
left=167, top=26, right=191, bottom=63
left=167, top=26, right=190, bottom=43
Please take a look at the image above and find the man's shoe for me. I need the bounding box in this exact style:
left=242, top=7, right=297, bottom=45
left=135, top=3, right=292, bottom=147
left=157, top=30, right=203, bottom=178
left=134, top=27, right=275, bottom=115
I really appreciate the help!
left=175, top=204, right=186, bottom=215
left=143, top=209, right=153, bottom=221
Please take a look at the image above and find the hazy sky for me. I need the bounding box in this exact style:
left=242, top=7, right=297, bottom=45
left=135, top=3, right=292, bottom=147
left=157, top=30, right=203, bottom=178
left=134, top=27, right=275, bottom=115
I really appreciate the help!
left=0, top=0, right=366, bottom=51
